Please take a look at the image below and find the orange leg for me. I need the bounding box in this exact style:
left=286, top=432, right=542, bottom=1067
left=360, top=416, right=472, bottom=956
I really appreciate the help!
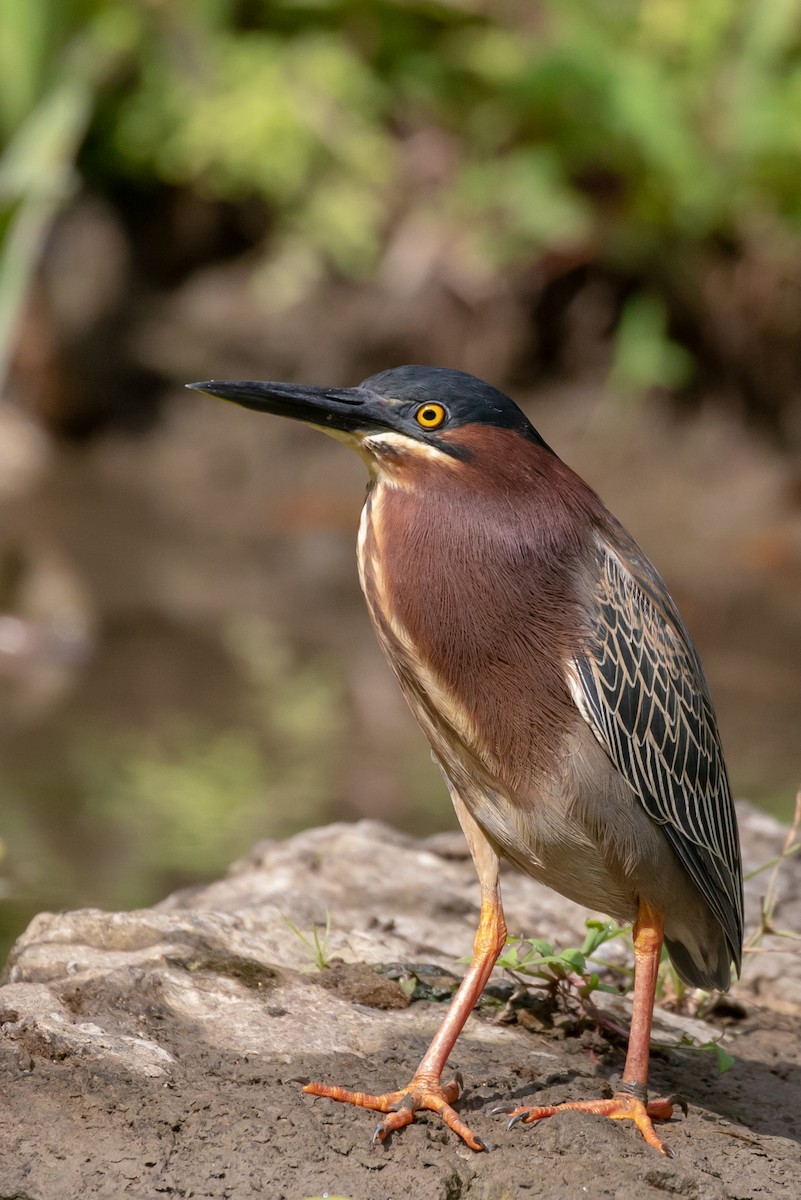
left=497, top=900, right=684, bottom=1156
left=303, top=796, right=505, bottom=1150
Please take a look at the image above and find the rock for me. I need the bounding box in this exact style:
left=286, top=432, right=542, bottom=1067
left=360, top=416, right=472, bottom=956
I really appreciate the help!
left=0, top=803, right=799, bottom=1199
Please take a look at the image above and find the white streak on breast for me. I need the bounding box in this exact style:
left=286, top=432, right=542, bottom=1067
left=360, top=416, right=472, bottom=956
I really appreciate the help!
left=356, top=493, right=371, bottom=586
left=357, top=481, right=480, bottom=754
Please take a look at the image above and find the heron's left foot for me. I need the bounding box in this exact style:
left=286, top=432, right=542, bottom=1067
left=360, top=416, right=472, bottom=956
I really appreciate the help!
left=303, top=1071, right=487, bottom=1151
left=495, top=1091, right=686, bottom=1156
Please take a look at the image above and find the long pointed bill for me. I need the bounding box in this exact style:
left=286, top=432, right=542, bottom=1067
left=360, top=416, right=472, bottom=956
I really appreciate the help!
left=187, top=379, right=393, bottom=438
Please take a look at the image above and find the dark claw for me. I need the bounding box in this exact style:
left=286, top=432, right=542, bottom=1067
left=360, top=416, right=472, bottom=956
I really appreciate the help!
left=446, top=1069, right=464, bottom=1092
left=661, top=1142, right=675, bottom=1159
left=472, top=1135, right=489, bottom=1151
left=507, top=1110, right=532, bottom=1131
left=667, top=1094, right=689, bottom=1117
left=389, top=1094, right=416, bottom=1113
left=286, top=1074, right=310, bottom=1084
left=372, top=1122, right=388, bottom=1146
left=489, top=1103, right=516, bottom=1116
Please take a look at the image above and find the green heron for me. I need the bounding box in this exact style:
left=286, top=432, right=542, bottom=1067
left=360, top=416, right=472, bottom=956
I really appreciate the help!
left=189, top=366, right=743, bottom=1157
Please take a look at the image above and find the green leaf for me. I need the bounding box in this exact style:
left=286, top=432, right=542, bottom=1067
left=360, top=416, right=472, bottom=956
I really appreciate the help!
left=580, top=919, right=629, bottom=956
left=557, top=948, right=586, bottom=972
left=699, top=1041, right=736, bottom=1074
left=580, top=971, right=600, bottom=996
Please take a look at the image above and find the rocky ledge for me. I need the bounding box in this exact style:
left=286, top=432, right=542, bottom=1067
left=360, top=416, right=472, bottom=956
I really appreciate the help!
left=0, top=803, right=799, bottom=1200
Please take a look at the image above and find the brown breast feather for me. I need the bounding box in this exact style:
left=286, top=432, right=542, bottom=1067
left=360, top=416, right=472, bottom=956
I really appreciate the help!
left=359, top=425, right=607, bottom=801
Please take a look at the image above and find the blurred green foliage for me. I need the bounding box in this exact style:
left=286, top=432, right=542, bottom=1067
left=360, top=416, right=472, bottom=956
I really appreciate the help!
left=4, top=0, right=801, bottom=395
left=611, top=293, right=693, bottom=394
left=0, top=0, right=797, bottom=949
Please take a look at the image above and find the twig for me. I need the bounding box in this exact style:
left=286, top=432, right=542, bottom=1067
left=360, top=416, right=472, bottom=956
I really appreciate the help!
left=744, top=787, right=801, bottom=955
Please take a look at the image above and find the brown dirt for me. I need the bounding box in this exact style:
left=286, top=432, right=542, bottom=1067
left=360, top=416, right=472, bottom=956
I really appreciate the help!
left=0, top=969, right=799, bottom=1200
left=0, top=818, right=799, bottom=1200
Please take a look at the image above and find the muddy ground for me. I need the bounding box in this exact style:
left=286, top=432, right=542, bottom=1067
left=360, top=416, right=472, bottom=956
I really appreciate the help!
left=1, top=975, right=800, bottom=1200
left=0, top=816, right=799, bottom=1200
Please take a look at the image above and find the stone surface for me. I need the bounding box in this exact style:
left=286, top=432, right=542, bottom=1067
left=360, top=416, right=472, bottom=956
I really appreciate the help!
left=0, top=803, right=799, bottom=1199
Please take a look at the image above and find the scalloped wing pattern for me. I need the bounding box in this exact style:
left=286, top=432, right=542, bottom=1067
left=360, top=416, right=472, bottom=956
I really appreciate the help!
left=574, top=540, right=743, bottom=965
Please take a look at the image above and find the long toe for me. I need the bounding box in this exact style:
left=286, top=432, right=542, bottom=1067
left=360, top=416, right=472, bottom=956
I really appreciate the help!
left=302, top=1072, right=486, bottom=1151
left=499, top=1091, right=682, bottom=1156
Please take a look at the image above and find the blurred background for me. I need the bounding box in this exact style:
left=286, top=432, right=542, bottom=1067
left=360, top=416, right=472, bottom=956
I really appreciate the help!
left=1, top=0, right=800, bottom=956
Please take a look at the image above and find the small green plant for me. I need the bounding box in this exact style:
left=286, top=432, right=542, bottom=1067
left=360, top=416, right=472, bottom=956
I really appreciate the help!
left=496, top=918, right=630, bottom=1000
left=281, top=908, right=332, bottom=972
left=496, top=918, right=736, bottom=1072
left=495, top=793, right=801, bottom=1075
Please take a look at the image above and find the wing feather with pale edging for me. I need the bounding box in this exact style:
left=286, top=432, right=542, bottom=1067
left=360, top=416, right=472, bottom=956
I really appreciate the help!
left=572, top=531, right=743, bottom=966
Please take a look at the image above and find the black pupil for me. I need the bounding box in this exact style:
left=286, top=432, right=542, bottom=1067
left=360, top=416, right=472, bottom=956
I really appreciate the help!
left=422, top=408, right=437, bottom=422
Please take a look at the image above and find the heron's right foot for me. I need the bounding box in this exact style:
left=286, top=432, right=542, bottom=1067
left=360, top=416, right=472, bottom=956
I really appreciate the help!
left=494, top=1090, right=686, bottom=1156
left=302, top=1070, right=486, bottom=1151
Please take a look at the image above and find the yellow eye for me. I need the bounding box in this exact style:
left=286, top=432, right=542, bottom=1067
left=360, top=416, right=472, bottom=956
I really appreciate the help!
left=415, top=403, right=447, bottom=429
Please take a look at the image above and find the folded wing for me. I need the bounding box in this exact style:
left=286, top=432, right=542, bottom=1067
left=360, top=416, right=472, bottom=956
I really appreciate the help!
left=572, top=528, right=743, bottom=971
